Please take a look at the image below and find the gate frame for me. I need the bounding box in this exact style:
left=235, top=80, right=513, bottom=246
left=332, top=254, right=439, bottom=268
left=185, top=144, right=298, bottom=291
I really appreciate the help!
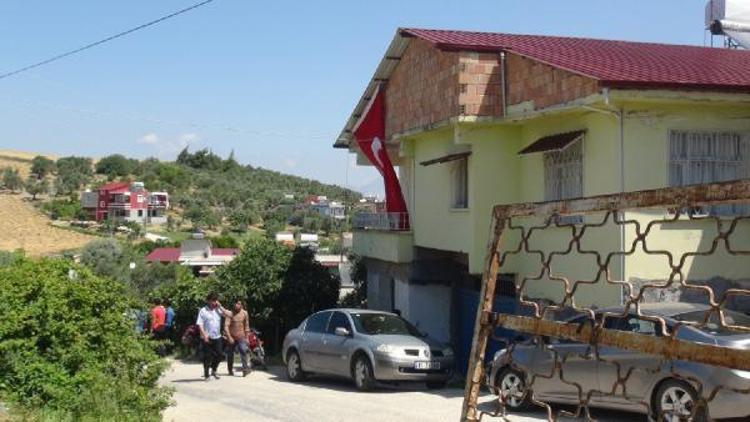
left=460, top=179, right=750, bottom=421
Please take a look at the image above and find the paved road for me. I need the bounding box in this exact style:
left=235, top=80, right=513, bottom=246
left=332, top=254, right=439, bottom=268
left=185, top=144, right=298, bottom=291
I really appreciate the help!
left=161, top=359, right=644, bottom=422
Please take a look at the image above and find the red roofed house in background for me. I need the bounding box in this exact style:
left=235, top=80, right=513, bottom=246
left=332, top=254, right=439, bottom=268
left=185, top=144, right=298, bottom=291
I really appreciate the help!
left=81, top=181, right=169, bottom=225
left=336, top=28, right=750, bottom=373
left=146, top=237, right=238, bottom=276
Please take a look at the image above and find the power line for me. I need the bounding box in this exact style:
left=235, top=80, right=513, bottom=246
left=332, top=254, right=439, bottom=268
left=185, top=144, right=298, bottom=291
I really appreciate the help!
left=0, top=0, right=216, bottom=81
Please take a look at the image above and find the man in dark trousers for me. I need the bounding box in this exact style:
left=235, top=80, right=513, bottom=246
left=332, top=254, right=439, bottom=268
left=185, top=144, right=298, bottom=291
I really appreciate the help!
left=196, top=293, right=230, bottom=380
left=224, top=299, right=251, bottom=376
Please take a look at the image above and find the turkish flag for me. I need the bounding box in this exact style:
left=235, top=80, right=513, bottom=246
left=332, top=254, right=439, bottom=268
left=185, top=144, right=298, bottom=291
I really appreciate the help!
left=353, top=85, right=409, bottom=229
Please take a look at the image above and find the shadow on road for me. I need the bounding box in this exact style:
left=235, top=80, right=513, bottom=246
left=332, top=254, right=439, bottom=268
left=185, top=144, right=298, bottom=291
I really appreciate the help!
left=475, top=396, right=647, bottom=421
left=265, top=365, right=465, bottom=398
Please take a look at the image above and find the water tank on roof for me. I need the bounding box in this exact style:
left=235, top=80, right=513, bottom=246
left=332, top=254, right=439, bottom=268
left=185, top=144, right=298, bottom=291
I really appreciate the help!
left=706, top=0, right=750, bottom=48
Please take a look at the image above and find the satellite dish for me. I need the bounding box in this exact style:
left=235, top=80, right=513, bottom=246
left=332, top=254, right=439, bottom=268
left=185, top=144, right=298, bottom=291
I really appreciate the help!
left=706, top=0, right=750, bottom=48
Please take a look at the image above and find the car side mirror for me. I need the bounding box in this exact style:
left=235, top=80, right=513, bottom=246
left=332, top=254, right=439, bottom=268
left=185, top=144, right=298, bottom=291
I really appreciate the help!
left=334, top=327, right=350, bottom=337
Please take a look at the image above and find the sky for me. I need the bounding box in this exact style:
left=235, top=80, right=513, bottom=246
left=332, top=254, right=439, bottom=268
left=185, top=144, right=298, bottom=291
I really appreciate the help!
left=0, top=0, right=716, bottom=196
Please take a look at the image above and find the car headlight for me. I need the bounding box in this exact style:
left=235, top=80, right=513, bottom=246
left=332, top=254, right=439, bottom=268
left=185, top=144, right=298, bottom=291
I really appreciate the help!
left=376, top=344, right=397, bottom=354
left=442, top=347, right=454, bottom=357
left=731, top=369, right=750, bottom=380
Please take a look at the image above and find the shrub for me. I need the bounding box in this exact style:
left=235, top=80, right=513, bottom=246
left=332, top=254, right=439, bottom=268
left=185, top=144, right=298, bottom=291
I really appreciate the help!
left=0, top=258, right=172, bottom=420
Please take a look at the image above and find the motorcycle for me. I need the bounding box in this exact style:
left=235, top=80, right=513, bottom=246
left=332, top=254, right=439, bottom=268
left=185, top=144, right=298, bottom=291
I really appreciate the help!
left=247, top=328, right=266, bottom=369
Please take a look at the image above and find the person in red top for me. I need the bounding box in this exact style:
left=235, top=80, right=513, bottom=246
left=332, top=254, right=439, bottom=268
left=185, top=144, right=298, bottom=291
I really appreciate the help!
left=150, top=298, right=167, bottom=356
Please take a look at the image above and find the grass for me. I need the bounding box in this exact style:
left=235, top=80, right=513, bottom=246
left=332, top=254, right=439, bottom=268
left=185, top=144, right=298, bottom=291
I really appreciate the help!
left=0, top=194, right=95, bottom=256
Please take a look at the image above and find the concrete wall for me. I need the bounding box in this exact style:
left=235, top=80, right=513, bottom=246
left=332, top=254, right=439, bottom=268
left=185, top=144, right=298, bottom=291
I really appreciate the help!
left=406, top=128, right=473, bottom=254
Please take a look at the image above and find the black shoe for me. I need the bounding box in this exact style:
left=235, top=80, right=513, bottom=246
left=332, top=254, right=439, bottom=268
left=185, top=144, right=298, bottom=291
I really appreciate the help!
left=203, top=374, right=210, bottom=382
left=211, top=372, right=220, bottom=380
left=242, top=368, right=251, bottom=377
left=228, top=370, right=234, bottom=376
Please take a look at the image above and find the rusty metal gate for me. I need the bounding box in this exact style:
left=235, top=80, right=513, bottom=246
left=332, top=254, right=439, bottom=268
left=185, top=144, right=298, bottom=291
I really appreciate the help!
left=461, top=179, right=750, bottom=421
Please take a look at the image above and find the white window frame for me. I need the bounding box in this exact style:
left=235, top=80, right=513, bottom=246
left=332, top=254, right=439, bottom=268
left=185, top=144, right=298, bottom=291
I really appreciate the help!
left=451, top=157, right=469, bottom=209
left=668, top=129, right=750, bottom=216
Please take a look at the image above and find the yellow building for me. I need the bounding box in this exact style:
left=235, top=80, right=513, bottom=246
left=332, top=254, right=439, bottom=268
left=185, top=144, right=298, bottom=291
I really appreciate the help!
left=335, top=28, right=750, bottom=369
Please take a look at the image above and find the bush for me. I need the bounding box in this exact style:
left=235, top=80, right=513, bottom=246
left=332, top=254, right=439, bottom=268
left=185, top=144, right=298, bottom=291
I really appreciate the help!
left=0, top=258, right=172, bottom=420
left=42, top=199, right=86, bottom=221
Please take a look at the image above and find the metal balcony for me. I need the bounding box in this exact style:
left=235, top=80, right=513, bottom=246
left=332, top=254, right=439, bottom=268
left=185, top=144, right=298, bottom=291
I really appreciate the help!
left=352, top=212, right=410, bottom=231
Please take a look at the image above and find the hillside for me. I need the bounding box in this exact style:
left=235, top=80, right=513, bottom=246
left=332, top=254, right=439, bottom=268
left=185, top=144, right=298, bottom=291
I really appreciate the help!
left=0, top=148, right=359, bottom=253
left=0, top=195, right=95, bottom=256
left=0, top=150, right=58, bottom=179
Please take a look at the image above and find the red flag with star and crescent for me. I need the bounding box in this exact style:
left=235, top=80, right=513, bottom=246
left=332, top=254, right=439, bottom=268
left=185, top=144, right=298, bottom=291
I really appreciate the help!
left=352, top=85, right=410, bottom=229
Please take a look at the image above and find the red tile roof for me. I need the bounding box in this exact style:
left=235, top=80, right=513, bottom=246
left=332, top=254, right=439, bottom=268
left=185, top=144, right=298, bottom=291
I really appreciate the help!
left=145, top=248, right=180, bottom=262
left=212, top=248, right=239, bottom=256
left=98, top=181, right=131, bottom=192
left=401, top=28, right=750, bottom=92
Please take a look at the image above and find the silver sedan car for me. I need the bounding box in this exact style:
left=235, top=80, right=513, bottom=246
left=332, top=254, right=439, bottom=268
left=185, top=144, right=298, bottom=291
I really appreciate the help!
left=488, top=303, right=750, bottom=421
left=283, top=309, right=454, bottom=391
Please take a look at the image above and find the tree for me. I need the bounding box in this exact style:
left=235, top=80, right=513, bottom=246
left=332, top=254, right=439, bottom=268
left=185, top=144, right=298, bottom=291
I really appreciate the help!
left=80, top=238, right=126, bottom=280
left=1, top=167, right=23, bottom=191
left=55, top=156, right=93, bottom=194
left=340, top=254, right=367, bottom=308
left=30, top=155, right=55, bottom=179
left=0, top=258, right=171, bottom=419
left=274, top=247, right=340, bottom=330
left=24, top=175, right=48, bottom=200
left=214, top=238, right=292, bottom=322
left=95, top=154, right=136, bottom=179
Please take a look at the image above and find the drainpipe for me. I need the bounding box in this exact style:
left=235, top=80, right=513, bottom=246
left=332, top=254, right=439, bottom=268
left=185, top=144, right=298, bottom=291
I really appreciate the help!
left=500, top=52, right=508, bottom=117
left=584, top=88, right=626, bottom=305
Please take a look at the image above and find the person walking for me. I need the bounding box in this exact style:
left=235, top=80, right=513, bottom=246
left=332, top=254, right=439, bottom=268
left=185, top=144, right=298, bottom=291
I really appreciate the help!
left=196, top=293, right=230, bottom=380
left=150, top=299, right=167, bottom=356
left=164, top=299, right=176, bottom=354
left=224, top=299, right=252, bottom=377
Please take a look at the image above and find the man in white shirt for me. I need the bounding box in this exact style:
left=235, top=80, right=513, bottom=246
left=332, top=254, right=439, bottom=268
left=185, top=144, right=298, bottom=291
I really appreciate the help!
left=196, top=292, right=230, bottom=380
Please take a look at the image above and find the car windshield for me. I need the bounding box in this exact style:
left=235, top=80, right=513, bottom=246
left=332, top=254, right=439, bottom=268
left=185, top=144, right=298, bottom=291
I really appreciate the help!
left=672, top=309, right=750, bottom=336
left=350, top=313, right=422, bottom=336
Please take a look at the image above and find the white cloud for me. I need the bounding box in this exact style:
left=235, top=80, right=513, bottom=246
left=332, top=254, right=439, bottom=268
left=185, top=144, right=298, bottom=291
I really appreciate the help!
left=283, top=158, right=298, bottom=169
left=137, top=133, right=159, bottom=145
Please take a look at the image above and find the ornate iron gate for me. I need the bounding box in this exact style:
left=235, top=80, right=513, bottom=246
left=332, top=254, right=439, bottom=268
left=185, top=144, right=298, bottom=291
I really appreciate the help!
left=461, top=179, right=750, bottom=421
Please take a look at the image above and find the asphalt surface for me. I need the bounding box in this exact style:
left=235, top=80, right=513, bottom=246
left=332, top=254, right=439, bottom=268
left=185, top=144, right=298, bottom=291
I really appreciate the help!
left=161, top=359, right=644, bottom=422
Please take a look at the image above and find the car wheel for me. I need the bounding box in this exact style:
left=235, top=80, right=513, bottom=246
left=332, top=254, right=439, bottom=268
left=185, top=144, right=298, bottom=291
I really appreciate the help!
left=352, top=355, right=376, bottom=392
left=654, top=379, right=706, bottom=422
left=285, top=350, right=306, bottom=382
left=426, top=380, right=447, bottom=390
left=495, top=368, right=530, bottom=411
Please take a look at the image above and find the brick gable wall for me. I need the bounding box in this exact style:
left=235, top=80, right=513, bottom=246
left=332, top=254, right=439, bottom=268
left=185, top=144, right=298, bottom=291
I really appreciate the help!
left=506, top=53, right=600, bottom=111
left=385, top=38, right=461, bottom=139
left=384, top=44, right=600, bottom=138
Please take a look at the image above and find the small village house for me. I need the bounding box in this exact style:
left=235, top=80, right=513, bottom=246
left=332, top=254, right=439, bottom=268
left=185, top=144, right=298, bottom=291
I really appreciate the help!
left=81, top=181, right=169, bottom=225
left=335, top=28, right=750, bottom=370
left=145, top=237, right=239, bottom=276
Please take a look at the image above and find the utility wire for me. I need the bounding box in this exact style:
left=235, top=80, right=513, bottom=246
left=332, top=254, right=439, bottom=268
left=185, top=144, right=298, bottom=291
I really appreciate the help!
left=0, top=0, right=215, bottom=81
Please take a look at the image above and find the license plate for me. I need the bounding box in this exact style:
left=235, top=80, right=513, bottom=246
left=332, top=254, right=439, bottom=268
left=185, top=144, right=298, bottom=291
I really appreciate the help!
left=414, top=361, right=440, bottom=370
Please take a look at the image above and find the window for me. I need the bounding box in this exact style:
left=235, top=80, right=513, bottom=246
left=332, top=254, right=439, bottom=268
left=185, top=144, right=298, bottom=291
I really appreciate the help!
left=326, top=312, right=352, bottom=334
left=138, top=210, right=144, bottom=217
left=669, top=130, right=750, bottom=215
left=304, top=311, right=332, bottom=333
left=544, top=139, right=583, bottom=201
left=452, top=158, right=468, bottom=208
left=604, top=315, right=660, bottom=336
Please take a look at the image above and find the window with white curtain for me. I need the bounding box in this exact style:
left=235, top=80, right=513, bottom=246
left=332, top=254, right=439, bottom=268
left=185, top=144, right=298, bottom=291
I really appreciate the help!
left=544, top=139, right=583, bottom=201
left=669, top=130, right=750, bottom=216
left=451, top=158, right=468, bottom=209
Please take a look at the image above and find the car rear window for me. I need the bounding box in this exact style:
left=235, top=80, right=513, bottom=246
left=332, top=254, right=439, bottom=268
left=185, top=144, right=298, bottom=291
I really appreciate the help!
left=673, top=309, right=750, bottom=336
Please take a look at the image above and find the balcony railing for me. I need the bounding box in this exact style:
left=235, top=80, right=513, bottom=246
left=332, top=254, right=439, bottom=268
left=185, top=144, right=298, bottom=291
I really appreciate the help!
left=352, top=212, right=410, bottom=231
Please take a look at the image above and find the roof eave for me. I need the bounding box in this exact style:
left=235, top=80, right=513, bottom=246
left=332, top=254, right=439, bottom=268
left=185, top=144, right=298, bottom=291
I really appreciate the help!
left=333, top=29, right=412, bottom=149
